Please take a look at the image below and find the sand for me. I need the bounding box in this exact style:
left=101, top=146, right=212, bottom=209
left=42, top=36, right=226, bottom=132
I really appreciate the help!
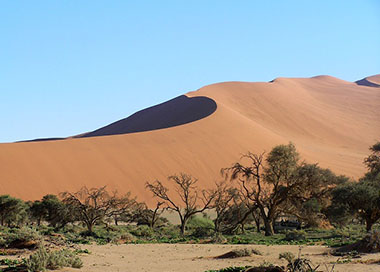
left=0, top=75, right=379, bottom=204
left=59, top=243, right=380, bottom=272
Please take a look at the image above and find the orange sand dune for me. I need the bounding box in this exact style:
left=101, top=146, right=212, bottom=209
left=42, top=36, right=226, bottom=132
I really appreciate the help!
left=0, top=75, right=379, bottom=204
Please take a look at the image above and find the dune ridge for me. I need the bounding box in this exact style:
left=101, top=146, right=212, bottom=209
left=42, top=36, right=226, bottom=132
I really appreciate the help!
left=0, top=75, right=379, bottom=204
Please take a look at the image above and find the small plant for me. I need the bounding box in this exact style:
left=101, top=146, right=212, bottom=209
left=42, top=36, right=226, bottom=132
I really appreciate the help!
left=259, top=261, right=275, bottom=268
left=25, top=245, right=83, bottom=271
left=279, top=247, right=319, bottom=272
left=0, top=258, right=23, bottom=269
left=74, top=248, right=91, bottom=254
left=278, top=252, right=295, bottom=263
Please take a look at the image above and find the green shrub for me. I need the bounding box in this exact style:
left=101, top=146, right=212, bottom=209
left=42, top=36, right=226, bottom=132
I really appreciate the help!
left=187, top=215, right=214, bottom=238
left=187, top=215, right=214, bottom=230
left=0, top=227, right=41, bottom=248
left=25, top=245, right=83, bottom=271
left=129, top=225, right=155, bottom=238
left=284, top=230, right=306, bottom=241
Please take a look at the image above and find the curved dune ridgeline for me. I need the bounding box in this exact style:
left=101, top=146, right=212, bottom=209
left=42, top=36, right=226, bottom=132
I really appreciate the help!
left=355, top=74, right=380, bottom=88
left=0, top=75, right=379, bottom=205
left=78, top=95, right=217, bottom=137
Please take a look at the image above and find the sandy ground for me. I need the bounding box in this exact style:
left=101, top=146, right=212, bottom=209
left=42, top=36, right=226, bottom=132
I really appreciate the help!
left=60, top=244, right=380, bottom=272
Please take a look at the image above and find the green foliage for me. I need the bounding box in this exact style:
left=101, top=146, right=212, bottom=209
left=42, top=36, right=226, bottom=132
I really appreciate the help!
left=40, top=194, right=76, bottom=229
left=285, top=230, right=306, bottom=241
left=74, top=248, right=91, bottom=254
left=0, top=227, right=41, bottom=248
left=329, top=178, right=380, bottom=231
left=25, top=245, right=83, bottom=271
left=129, top=225, right=155, bottom=238
left=363, top=140, right=380, bottom=179
left=328, top=141, right=380, bottom=231
left=0, top=195, right=28, bottom=227
left=188, top=215, right=214, bottom=238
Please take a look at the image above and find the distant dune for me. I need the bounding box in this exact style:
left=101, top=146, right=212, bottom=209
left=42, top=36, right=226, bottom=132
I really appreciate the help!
left=0, top=75, right=379, bottom=205
left=355, top=74, right=380, bottom=88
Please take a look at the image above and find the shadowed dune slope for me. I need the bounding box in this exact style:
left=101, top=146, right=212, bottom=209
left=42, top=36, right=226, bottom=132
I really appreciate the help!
left=78, top=95, right=217, bottom=137
left=0, top=75, right=379, bottom=205
left=355, top=74, right=380, bottom=87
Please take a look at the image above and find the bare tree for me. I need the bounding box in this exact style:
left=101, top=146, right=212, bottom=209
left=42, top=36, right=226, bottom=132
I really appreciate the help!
left=133, top=201, right=167, bottom=228
left=146, top=173, right=216, bottom=235
left=212, top=180, right=238, bottom=234
left=61, top=186, right=136, bottom=233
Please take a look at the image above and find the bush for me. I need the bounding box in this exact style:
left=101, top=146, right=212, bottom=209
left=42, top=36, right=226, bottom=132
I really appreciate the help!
left=129, top=225, right=155, bottom=238
left=0, top=227, right=41, bottom=249
left=284, top=230, right=306, bottom=241
left=188, top=215, right=214, bottom=238
left=187, top=215, right=214, bottom=229
left=334, top=230, right=380, bottom=254
left=111, top=232, right=137, bottom=244
left=25, top=245, right=83, bottom=271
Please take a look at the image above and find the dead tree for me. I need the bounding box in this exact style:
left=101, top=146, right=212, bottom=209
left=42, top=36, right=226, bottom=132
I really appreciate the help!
left=213, top=180, right=238, bottom=234
left=146, top=173, right=216, bottom=235
left=61, top=186, right=136, bottom=233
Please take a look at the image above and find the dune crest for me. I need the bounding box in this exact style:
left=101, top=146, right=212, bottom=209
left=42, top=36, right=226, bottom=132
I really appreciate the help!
left=0, top=75, right=379, bottom=204
left=355, top=74, right=380, bottom=87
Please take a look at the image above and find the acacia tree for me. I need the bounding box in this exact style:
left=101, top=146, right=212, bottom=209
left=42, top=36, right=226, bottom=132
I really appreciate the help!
left=146, top=173, right=216, bottom=235
left=0, top=195, right=28, bottom=227
left=283, top=164, right=348, bottom=227
left=223, top=143, right=306, bottom=236
left=330, top=181, right=380, bottom=231
left=329, top=140, right=380, bottom=231
left=61, top=186, right=136, bottom=233
left=363, top=141, right=380, bottom=179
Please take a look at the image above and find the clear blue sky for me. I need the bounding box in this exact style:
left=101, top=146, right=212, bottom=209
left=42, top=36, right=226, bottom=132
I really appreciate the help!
left=1, top=1, right=379, bottom=143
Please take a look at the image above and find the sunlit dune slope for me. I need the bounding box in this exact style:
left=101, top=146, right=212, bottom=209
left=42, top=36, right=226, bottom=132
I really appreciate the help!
left=0, top=75, right=379, bottom=205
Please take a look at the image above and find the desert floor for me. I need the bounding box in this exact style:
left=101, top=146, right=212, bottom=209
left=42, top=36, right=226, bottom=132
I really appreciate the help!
left=61, top=243, right=380, bottom=272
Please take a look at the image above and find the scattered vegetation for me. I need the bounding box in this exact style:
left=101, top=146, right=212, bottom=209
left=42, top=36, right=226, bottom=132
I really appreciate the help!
left=0, top=141, right=378, bottom=271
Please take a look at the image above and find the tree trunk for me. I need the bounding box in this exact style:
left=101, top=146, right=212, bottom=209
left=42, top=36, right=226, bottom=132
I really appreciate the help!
left=255, top=218, right=260, bottom=233
left=180, top=217, right=188, bottom=235
left=214, top=219, right=220, bottom=234
left=263, top=218, right=274, bottom=236
left=258, top=205, right=274, bottom=236
left=150, top=213, right=157, bottom=229
left=251, top=211, right=261, bottom=233
left=240, top=223, right=245, bottom=234
left=365, top=217, right=374, bottom=232
left=86, top=222, right=94, bottom=233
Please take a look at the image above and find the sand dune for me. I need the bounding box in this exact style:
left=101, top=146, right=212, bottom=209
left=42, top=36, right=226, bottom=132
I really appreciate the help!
left=0, top=75, right=379, bottom=204
left=356, top=74, right=380, bottom=87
